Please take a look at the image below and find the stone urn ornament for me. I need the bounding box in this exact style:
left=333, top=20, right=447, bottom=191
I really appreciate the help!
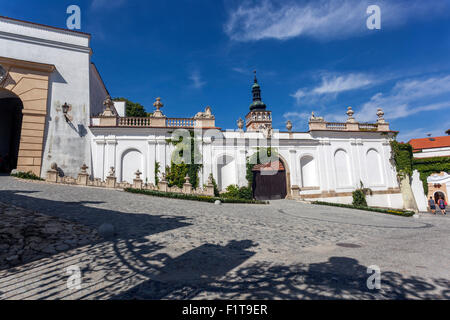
left=80, top=163, right=89, bottom=174
left=376, top=108, right=385, bottom=123
left=135, top=170, right=142, bottom=180
left=286, top=120, right=293, bottom=132
left=237, top=118, right=244, bottom=131
left=346, top=106, right=355, bottom=123
left=108, top=167, right=116, bottom=178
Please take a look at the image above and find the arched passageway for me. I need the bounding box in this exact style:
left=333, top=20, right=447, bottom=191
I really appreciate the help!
left=252, top=159, right=287, bottom=200
left=0, top=90, right=23, bottom=174
left=434, top=191, right=446, bottom=203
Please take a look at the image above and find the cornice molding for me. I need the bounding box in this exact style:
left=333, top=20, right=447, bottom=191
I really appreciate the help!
left=0, top=56, right=55, bottom=73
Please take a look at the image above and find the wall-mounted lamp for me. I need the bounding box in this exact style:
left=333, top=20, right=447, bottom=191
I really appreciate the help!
left=62, top=102, right=73, bottom=122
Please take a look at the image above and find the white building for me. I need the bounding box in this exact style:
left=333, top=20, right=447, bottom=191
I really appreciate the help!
left=409, top=136, right=450, bottom=212
left=0, top=16, right=405, bottom=208
left=90, top=76, right=403, bottom=207
left=0, top=16, right=107, bottom=178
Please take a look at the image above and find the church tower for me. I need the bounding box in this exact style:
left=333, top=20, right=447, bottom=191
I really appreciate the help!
left=245, top=72, right=273, bottom=133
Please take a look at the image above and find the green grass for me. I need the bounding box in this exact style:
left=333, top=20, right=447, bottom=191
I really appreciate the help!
left=124, top=188, right=269, bottom=205
left=311, top=201, right=415, bottom=217
left=10, top=171, right=44, bottom=181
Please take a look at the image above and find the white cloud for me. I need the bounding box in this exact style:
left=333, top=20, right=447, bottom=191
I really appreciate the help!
left=189, top=71, right=206, bottom=89
left=225, top=0, right=450, bottom=42
left=358, top=75, right=450, bottom=122
left=397, top=122, right=450, bottom=142
left=283, top=111, right=311, bottom=120
left=232, top=67, right=248, bottom=74
left=291, top=72, right=376, bottom=104
left=313, top=73, right=374, bottom=94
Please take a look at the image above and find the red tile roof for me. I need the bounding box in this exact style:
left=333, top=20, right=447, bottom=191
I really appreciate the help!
left=252, top=161, right=285, bottom=172
left=408, top=136, right=450, bottom=152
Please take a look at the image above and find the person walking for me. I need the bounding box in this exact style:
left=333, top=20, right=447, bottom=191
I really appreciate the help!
left=429, top=196, right=437, bottom=215
left=437, top=197, right=447, bottom=215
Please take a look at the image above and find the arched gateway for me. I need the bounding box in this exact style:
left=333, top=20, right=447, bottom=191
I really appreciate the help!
left=0, top=89, right=23, bottom=173
left=0, top=57, right=54, bottom=176
left=252, top=158, right=289, bottom=200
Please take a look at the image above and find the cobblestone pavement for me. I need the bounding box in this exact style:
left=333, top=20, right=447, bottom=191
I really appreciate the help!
left=0, top=175, right=449, bottom=300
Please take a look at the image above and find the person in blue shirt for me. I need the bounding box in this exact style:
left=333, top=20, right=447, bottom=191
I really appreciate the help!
left=429, top=197, right=436, bottom=215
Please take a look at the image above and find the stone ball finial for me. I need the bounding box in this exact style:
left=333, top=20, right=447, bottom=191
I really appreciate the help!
left=185, top=174, right=191, bottom=184
left=51, top=163, right=58, bottom=171
left=286, top=120, right=293, bottom=132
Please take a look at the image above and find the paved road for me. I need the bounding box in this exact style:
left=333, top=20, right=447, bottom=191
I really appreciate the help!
left=0, top=176, right=449, bottom=299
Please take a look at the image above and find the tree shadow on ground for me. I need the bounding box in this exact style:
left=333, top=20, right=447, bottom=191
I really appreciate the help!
left=112, top=256, right=450, bottom=300
left=112, top=240, right=258, bottom=300
left=0, top=189, right=191, bottom=239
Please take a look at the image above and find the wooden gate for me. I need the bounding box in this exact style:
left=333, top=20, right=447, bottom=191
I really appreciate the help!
left=252, top=160, right=287, bottom=200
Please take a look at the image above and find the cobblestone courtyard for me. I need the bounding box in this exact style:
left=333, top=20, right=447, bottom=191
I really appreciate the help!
left=0, top=175, right=449, bottom=300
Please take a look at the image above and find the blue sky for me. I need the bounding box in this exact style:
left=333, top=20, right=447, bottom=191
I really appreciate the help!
left=2, top=0, right=450, bottom=141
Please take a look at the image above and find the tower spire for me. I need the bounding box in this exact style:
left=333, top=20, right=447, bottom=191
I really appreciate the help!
left=250, top=70, right=266, bottom=111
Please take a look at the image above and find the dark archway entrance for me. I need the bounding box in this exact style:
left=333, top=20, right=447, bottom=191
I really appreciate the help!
left=252, top=160, right=287, bottom=200
left=434, top=191, right=446, bottom=203
left=0, top=96, right=23, bottom=173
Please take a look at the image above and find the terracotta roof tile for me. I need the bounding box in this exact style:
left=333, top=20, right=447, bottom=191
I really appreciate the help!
left=252, top=161, right=285, bottom=172
left=408, top=136, right=450, bottom=152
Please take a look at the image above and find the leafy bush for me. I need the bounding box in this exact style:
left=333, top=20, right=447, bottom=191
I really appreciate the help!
left=238, top=186, right=253, bottom=200
left=222, top=185, right=253, bottom=200
left=154, top=161, right=161, bottom=186
left=10, top=171, right=44, bottom=181
left=390, top=141, right=413, bottom=178
left=166, top=130, right=202, bottom=189
left=412, top=156, right=450, bottom=195
left=208, top=174, right=220, bottom=197
left=165, top=162, right=189, bottom=188
left=312, top=201, right=415, bottom=217
left=124, top=188, right=268, bottom=204
left=352, top=189, right=368, bottom=207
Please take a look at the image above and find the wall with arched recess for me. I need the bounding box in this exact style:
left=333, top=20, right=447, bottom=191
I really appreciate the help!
left=366, top=148, right=383, bottom=186
left=216, top=154, right=236, bottom=191
left=334, top=149, right=352, bottom=188
left=121, top=149, right=144, bottom=183
left=300, top=155, right=318, bottom=187
left=0, top=57, right=54, bottom=176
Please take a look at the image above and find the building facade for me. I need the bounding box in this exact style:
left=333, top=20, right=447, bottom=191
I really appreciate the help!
left=409, top=136, right=450, bottom=211
left=1, top=16, right=405, bottom=208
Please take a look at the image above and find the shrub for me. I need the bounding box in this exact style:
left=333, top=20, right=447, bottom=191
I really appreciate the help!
left=352, top=189, right=368, bottom=207
left=10, top=171, right=44, bottom=181
left=208, top=174, right=220, bottom=197
left=222, top=185, right=253, bottom=200
left=238, top=186, right=253, bottom=200
left=124, top=188, right=268, bottom=205
left=312, top=201, right=415, bottom=217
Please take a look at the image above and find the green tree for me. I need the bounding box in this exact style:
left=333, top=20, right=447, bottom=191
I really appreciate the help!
left=113, top=97, right=151, bottom=117
left=166, top=130, right=202, bottom=189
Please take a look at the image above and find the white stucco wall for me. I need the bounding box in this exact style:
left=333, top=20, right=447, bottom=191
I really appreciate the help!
left=89, top=127, right=402, bottom=207
left=411, top=170, right=428, bottom=212
left=413, top=147, right=450, bottom=158
left=0, top=17, right=109, bottom=178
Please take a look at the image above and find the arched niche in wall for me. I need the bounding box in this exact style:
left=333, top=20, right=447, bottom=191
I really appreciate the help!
left=217, top=154, right=236, bottom=191
left=334, top=149, right=352, bottom=188
left=300, top=155, right=318, bottom=187
left=366, top=148, right=383, bottom=186
left=121, top=149, right=143, bottom=183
